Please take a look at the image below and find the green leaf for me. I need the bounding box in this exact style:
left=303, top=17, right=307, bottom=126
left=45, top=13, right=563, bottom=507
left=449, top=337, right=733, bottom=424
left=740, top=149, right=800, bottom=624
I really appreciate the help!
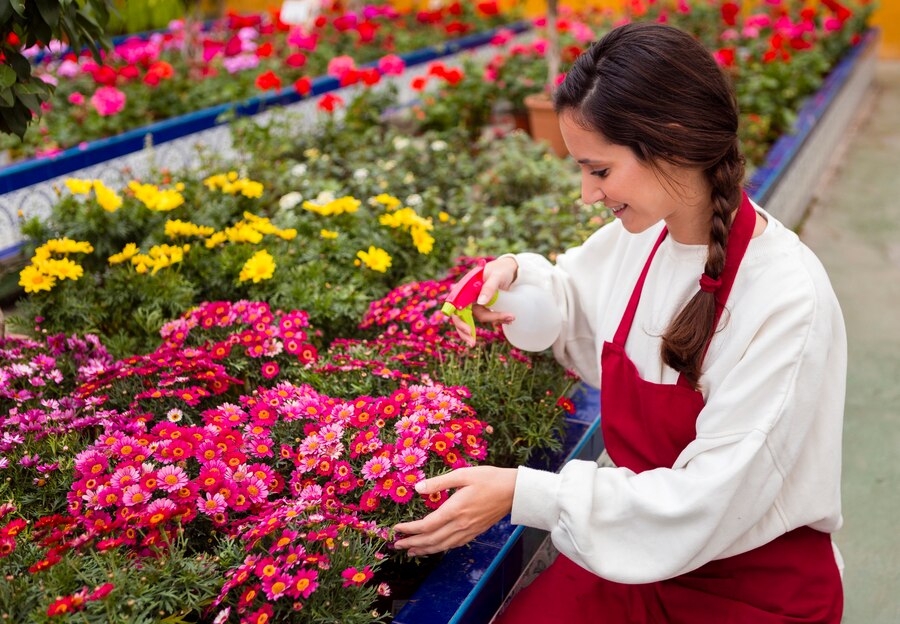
left=8, top=0, right=24, bottom=18
left=34, top=0, right=61, bottom=28
left=0, top=65, right=15, bottom=89
left=0, top=89, right=14, bottom=108
left=0, top=1, right=14, bottom=23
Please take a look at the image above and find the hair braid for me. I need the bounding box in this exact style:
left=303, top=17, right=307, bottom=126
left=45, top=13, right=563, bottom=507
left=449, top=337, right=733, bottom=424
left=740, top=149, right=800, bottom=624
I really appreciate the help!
left=660, top=143, right=745, bottom=388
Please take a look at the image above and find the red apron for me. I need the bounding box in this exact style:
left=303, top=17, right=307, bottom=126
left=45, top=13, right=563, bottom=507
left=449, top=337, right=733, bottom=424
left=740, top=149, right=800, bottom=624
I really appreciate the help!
left=498, top=193, right=843, bottom=623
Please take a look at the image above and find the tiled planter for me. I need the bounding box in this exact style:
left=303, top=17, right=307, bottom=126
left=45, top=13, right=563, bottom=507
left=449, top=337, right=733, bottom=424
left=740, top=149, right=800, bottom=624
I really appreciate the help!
left=394, top=29, right=880, bottom=624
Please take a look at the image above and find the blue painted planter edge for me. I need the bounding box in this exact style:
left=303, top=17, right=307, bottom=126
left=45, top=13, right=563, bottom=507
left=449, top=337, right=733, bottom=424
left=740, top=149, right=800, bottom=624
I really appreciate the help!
left=746, top=29, right=878, bottom=204
left=394, top=384, right=602, bottom=624
left=0, top=20, right=532, bottom=198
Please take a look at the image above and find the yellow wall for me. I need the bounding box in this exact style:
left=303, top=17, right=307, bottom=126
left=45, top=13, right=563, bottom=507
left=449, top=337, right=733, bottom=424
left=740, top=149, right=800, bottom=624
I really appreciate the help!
left=224, top=0, right=898, bottom=58
left=871, top=0, right=900, bottom=58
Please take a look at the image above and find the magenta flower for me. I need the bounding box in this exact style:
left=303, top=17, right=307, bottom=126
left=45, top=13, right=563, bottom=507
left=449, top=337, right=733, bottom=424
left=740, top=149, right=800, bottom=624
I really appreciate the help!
left=288, top=568, right=318, bottom=599
left=90, top=86, right=126, bottom=116
left=341, top=565, right=373, bottom=587
left=327, top=55, right=356, bottom=79
left=377, top=54, right=406, bottom=76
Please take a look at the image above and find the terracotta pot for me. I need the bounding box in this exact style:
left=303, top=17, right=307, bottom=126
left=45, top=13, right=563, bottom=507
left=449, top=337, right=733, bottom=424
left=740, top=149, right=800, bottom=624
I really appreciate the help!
left=524, top=93, right=567, bottom=158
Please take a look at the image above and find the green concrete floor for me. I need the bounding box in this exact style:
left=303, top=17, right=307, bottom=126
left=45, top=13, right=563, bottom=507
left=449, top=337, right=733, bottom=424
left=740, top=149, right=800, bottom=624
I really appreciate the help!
left=801, top=61, right=900, bottom=623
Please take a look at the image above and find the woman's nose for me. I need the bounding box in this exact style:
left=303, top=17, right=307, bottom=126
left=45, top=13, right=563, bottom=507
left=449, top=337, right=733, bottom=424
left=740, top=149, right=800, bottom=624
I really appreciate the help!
left=582, top=180, right=605, bottom=206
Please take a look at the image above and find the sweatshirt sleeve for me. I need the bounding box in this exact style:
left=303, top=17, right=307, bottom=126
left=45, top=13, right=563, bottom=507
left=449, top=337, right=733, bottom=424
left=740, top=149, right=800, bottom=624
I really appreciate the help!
left=510, top=265, right=843, bottom=583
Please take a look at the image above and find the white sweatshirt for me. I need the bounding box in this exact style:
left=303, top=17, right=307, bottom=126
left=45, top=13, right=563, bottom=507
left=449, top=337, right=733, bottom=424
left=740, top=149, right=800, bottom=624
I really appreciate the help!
left=506, top=207, right=846, bottom=584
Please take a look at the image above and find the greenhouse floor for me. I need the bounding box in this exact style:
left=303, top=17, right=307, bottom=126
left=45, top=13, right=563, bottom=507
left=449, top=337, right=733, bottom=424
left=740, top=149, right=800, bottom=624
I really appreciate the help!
left=801, top=60, right=900, bottom=623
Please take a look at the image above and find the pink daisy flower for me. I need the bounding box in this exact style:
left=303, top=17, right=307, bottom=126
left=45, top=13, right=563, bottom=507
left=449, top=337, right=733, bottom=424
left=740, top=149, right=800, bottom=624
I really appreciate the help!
left=393, top=447, right=427, bottom=471
left=122, top=484, right=148, bottom=507
left=388, top=481, right=414, bottom=504
left=341, top=565, right=373, bottom=587
left=288, top=568, right=318, bottom=599
left=197, top=492, right=227, bottom=516
left=361, top=456, right=389, bottom=481
left=260, top=361, right=279, bottom=379
left=262, top=573, right=291, bottom=600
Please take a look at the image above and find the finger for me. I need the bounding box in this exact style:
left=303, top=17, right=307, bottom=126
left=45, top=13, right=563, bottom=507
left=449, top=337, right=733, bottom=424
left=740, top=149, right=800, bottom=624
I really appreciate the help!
left=399, top=524, right=470, bottom=557
left=414, top=467, right=474, bottom=495
left=394, top=507, right=448, bottom=537
left=472, top=304, right=515, bottom=325
left=450, top=316, right=476, bottom=346
left=477, top=271, right=502, bottom=307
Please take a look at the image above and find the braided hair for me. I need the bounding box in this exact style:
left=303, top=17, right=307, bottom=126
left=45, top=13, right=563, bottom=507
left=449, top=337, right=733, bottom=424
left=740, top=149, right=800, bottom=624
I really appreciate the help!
left=555, top=22, right=746, bottom=389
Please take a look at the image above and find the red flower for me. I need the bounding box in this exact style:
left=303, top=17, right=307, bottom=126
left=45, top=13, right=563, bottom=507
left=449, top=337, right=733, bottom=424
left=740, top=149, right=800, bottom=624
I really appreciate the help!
left=317, top=93, right=343, bottom=113
left=476, top=1, right=500, bottom=16
left=357, top=21, right=378, bottom=43
left=87, top=583, right=114, bottom=601
left=556, top=397, right=576, bottom=415
left=223, top=35, right=243, bottom=57
left=314, top=15, right=328, bottom=28
left=720, top=2, right=740, bottom=27
left=293, top=76, right=312, bottom=96
left=255, top=70, right=282, bottom=91
left=443, top=67, right=464, bottom=86
left=47, top=596, right=77, bottom=616
left=92, top=65, right=118, bottom=86
left=361, top=68, right=381, bottom=87
left=339, top=68, right=361, bottom=87
left=118, top=65, right=140, bottom=80
left=255, top=42, right=273, bottom=58
left=261, top=361, right=279, bottom=379
left=410, top=76, right=429, bottom=91
left=285, top=52, right=306, bottom=68
left=6, top=32, right=20, bottom=46
left=714, top=48, right=736, bottom=68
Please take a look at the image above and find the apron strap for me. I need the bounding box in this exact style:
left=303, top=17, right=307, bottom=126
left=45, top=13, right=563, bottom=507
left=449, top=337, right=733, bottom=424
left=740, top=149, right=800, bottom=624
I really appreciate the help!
left=613, top=227, right=669, bottom=347
left=612, top=191, right=758, bottom=373
left=676, top=191, right=757, bottom=387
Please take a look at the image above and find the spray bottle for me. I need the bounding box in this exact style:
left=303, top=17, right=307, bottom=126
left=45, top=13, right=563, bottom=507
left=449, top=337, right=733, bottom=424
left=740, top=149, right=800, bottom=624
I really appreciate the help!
left=441, top=261, right=562, bottom=352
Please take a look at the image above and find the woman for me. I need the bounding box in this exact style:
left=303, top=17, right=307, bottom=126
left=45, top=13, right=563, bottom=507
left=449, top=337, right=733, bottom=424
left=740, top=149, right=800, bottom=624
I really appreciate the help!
left=394, top=22, right=845, bottom=622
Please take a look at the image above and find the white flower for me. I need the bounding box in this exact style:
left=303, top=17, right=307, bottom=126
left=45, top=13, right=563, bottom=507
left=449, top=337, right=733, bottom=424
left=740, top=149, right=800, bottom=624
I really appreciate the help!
left=406, top=194, right=423, bottom=207
left=279, top=191, right=303, bottom=210
left=392, top=136, right=411, bottom=150
left=167, top=408, right=183, bottom=423
left=383, top=159, right=397, bottom=171
left=212, top=607, right=231, bottom=624
left=353, top=168, right=369, bottom=181
left=315, top=190, right=336, bottom=204
left=291, top=163, right=308, bottom=176
left=430, top=140, right=448, bottom=151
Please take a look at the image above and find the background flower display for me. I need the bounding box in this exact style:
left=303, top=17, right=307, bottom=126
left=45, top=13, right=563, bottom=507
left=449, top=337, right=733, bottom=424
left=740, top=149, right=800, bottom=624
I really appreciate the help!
left=0, top=1, right=511, bottom=163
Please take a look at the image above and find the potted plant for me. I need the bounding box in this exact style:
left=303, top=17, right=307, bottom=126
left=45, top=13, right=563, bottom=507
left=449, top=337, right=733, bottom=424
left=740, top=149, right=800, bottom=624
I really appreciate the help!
left=524, top=0, right=568, bottom=157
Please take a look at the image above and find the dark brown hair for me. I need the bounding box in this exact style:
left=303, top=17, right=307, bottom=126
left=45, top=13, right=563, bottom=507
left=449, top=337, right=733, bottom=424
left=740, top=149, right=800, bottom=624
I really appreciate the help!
left=554, top=22, right=745, bottom=389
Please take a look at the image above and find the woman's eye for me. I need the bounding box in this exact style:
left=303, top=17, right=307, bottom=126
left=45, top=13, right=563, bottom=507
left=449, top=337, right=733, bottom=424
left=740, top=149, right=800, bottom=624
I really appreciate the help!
left=590, top=169, right=609, bottom=179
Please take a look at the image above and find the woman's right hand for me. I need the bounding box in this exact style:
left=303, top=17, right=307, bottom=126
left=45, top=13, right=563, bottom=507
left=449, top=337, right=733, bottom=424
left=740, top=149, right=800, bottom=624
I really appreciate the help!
left=450, top=256, right=519, bottom=347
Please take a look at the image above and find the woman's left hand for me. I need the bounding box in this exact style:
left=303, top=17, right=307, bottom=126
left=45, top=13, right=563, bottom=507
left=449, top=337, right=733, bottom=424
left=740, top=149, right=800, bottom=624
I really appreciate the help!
left=393, top=466, right=518, bottom=557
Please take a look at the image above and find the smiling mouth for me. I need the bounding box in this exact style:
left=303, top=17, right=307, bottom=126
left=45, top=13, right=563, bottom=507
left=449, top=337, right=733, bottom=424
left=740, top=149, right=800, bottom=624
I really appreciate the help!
left=608, top=204, right=628, bottom=215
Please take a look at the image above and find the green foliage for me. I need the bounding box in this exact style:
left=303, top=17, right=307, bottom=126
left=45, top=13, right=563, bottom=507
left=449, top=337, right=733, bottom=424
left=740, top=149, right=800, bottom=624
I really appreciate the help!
left=0, top=0, right=115, bottom=138
left=0, top=532, right=232, bottom=623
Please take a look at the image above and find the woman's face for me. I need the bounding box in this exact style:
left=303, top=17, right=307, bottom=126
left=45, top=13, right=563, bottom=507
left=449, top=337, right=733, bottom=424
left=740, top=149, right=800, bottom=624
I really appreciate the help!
left=558, top=110, right=711, bottom=244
